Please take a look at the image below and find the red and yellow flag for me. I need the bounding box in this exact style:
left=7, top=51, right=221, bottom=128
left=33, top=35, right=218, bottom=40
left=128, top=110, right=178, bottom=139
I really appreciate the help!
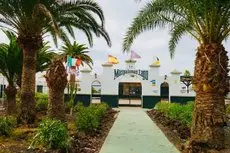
left=108, top=55, right=119, bottom=64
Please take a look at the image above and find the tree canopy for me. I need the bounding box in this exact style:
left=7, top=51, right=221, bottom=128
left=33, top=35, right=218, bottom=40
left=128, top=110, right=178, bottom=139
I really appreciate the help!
left=123, top=0, right=230, bottom=58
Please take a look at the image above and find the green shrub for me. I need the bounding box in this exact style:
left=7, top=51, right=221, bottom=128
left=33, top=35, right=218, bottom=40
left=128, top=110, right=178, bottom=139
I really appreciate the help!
left=178, top=102, right=194, bottom=126
left=156, top=101, right=194, bottom=126
left=35, top=93, right=48, bottom=111
left=155, top=102, right=171, bottom=115
left=0, top=116, right=17, bottom=136
left=30, top=118, right=70, bottom=150
left=168, top=103, right=184, bottom=120
left=226, top=105, right=230, bottom=114
left=75, top=102, right=108, bottom=132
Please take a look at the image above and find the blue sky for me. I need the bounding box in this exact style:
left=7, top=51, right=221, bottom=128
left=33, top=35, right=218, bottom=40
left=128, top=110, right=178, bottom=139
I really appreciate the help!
left=0, top=0, right=229, bottom=76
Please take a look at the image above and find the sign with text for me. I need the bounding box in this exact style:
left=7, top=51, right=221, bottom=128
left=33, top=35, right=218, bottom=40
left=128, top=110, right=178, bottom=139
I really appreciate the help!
left=114, top=69, right=148, bottom=80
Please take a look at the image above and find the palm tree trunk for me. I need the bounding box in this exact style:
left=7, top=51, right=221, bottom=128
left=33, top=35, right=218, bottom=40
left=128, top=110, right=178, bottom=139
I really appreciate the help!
left=19, top=49, right=36, bottom=124
left=4, top=85, right=17, bottom=115
left=70, top=73, right=76, bottom=88
left=188, top=43, right=229, bottom=152
left=48, top=88, right=65, bottom=121
left=46, top=60, right=67, bottom=121
left=17, top=36, right=41, bottom=124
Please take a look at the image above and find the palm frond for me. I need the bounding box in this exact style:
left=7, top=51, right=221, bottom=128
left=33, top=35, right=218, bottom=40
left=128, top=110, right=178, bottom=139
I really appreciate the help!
left=123, top=0, right=230, bottom=56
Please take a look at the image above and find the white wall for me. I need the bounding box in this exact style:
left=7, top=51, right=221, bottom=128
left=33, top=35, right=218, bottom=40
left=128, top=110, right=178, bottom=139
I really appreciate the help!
left=76, top=61, right=197, bottom=97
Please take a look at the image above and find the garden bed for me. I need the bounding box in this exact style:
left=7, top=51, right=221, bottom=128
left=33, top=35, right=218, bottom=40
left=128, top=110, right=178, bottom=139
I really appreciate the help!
left=147, top=103, right=230, bottom=153
left=71, top=108, right=117, bottom=153
left=0, top=108, right=118, bottom=153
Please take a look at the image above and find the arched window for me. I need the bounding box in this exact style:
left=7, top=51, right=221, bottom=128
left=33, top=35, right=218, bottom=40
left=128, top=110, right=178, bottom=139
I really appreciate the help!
left=91, top=80, right=101, bottom=103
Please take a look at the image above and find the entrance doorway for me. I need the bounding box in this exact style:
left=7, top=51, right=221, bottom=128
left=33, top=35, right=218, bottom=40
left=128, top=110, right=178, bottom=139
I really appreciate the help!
left=160, top=82, right=169, bottom=101
left=91, top=80, right=101, bottom=104
left=119, top=82, right=142, bottom=106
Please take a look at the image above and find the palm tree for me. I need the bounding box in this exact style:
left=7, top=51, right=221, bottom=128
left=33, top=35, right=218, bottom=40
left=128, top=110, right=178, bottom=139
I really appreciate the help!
left=60, top=41, right=93, bottom=115
left=0, top=0, right=111, bottom=124
left=45, top=59, right=67, bottom=121
left=16, top=42, right=55, bottom=88
left=61, top=41, right=93, bottom=68
left=123, top=0, right=230, bottom=151
left=0, top=31, right=55, bottom=115
left=61, top=42, right=93, bottom=88
left=0, top=31, right=22, bottom=115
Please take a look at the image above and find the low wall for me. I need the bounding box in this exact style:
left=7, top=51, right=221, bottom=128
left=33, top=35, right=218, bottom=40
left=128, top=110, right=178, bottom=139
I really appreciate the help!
left=101, top=95, right=119, bottom=108
left=170, top=96, right=195, bottom=104
left=142, top=96, right=161, bottom=109
left=64, top=94, right=91, bottom=106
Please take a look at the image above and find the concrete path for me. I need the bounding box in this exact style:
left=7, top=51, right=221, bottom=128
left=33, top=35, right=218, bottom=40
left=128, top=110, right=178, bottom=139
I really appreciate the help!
left=100, top=107, right=179, bottom=153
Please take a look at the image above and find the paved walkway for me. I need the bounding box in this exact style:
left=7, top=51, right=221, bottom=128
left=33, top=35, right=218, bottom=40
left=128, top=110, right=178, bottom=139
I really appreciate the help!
left=100, top=107, right=179, bottom=153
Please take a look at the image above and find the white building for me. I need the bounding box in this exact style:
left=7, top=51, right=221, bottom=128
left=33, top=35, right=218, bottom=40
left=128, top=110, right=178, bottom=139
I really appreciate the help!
left=74, top=59, right=195, bottom=108
left=0, top=59, right=197, bottom=108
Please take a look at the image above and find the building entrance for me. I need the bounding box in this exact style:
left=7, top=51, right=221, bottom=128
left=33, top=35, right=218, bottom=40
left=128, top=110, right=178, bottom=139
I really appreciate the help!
left=118, top=82, right=142, bottom=106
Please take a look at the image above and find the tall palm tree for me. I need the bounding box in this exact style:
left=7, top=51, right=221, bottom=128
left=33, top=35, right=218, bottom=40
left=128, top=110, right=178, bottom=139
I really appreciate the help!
left=123, top=0, right=230, bottom=151
left=60, top=41, right=93, bottom=115
left=0, top=0, right=111, bottom=124
left=16, top=42, right=55, bottom=88
left=0, top=31, right=55, bottom=115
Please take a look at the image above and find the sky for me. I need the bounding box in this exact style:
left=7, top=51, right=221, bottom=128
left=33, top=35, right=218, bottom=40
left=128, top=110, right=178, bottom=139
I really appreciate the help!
left=0, top=0, right=230, bottom=76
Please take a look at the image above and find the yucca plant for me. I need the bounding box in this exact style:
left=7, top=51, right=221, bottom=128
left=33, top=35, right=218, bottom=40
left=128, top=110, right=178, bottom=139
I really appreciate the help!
left=0, top=0, right=111, bottom=124
left=123, top=0, right=230, bottom=151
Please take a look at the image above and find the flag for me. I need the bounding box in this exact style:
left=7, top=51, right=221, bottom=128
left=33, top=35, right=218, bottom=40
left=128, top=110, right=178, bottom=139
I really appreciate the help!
left=67, top=56, right=72, bottom=67
left=131, top=50, right=141, bottom=59
left=69, top=66, right=76, bottom=75
left=108, top=55, right=119, bottom=64
left=153, top=56, right=160, bottom=65
left=75, top=58, right=82, bottom=67
left=76, top=69, right=80, bottom=76
left=72, top=58, right=76, bottom=67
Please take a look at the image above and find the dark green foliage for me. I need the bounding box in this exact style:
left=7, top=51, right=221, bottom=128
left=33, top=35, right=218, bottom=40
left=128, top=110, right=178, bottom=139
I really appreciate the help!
left=0, top=116, right=17, bottom=136
left=156, top=101, right=194, bottom=126
left=0, top=0, right=111, bottom=47
left=75, top=102, right=108, bottom=133
left=35, top=93, right=48, bottom=111
left=30, top=118, right=70, bottom=150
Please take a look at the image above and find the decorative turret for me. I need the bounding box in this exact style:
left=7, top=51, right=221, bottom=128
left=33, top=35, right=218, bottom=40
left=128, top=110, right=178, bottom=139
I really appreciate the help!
left=125, top=59, right=136, bottom=70
left=149, top=61, right=161, bottom=78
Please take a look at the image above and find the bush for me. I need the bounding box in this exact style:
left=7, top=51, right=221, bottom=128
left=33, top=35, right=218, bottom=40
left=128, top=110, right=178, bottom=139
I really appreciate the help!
left=155, top=102, right=171, bottom=115
left=178, top=102, right=194, bottom=126
left=35, top=93, right=48, bottom=111
left=75, top=102, right=108, bottom=133
left=156, top=101, right=194, bottom=126
left=0, top=116, right=17, bottom=136
left=168, top=103, right=184, bottom=120
left=226, top=105, right=230, bottom=114
left=30, top=118, right=70, bottom=150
